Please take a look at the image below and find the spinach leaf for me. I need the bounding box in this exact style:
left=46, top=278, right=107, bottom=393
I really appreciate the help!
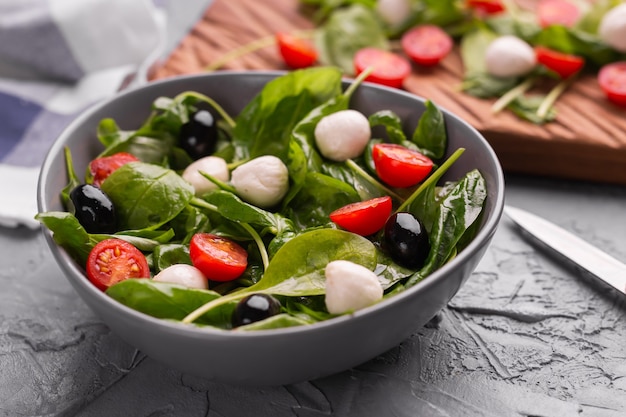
left=231, top=67, right=343, bottom=161
left=507, top=95, right=556, bottom=124
left=106, top=279, right=234, bottom=327
left=236, top=313, right=313, bottom=330
left=412, top=100, right=447, bottom=160
left=35, top=211, right=94, bottom=264
left=152, top=244, right=191, bottom=272
left=407, top=169, right=487, bottom=287
left=368, top=110, right=407, bottom=144
left=314, top=4, right=388, bottom=74
left=101, top=162, right=194, bottom=230
left=532, top=26, right=619, bottom=67
left=60, top=147, right=81, bottom=208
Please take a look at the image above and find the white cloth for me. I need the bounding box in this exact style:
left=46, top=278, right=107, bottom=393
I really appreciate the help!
left=0, top=0, right=167, bottom=229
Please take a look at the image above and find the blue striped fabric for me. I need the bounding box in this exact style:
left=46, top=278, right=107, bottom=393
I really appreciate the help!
left=0, top=0, right=166, bottom=228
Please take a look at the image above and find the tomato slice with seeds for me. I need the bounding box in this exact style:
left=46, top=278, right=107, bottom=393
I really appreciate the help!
left=537, top=0, right=580, bottom=28
left=401, top=25, right=453, bottom=67
left=467, top=0, right=506, bottom=15
left=276, top=32, right=318, bottom=69
left=87, top=238, right=150, bottom=291
left=330, top=196, right=393, bottom=236
left=598, top=61, right=626, bottom=107
left=535, top=46, right=585, bottom=79
left=354, top=48, right=411, bottom=89
left=89, top=152, right=139, bottom=187
left=189, top=233, right=248, bottom=282
left=372, top=143, right=433, bottom=188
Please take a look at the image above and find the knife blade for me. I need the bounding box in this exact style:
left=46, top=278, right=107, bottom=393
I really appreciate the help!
left=504, top=205, right=626, bottom=295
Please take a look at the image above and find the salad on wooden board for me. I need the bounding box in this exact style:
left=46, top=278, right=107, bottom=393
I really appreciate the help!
left=207, top=0, right=626, bottom=124
left=36, top=67, right=487, bottom=331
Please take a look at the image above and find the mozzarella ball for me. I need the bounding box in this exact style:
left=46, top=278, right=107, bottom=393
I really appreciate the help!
left=377, top=0, right=411, bottom=27
left=485, top=35, right=536, bottom=78
left=230, top=155, right=289, bottom=208
left=314, top=110, right=371, bottom=162
left=182, top=156, right=229, bottom=196
left=324, top=260, right=383, bottom=315
left=599, top=4, right=626, bottom=53
left=153, top=264, right=208, bottom=290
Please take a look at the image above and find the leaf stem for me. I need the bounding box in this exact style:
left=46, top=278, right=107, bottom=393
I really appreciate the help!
left=396, top=148, right=465, bottom=213
left=345, top=159, right=403, bottom=202
left=491, top=76, right=535, bottom=114
left=174, top=91, right=236, bottom=128
left=536, top=74, right=576, bottom=120
left=204, top=29, right=316, bottom=73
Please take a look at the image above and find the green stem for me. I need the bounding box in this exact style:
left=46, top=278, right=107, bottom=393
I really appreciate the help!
left=345, top=159, right=404, bottom=202
left=491, top=76, right=535, bottom=114
left=396, top=148, right=465, bottom=213
left=536, top=75, right=576, bottom=120
left=198, top=171, right=237, bottom=194
left=174, top=91, right=236, bottom=128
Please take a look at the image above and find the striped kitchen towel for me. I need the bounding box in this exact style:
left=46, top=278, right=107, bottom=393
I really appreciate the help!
left=0, top=0, right=166, bottom=229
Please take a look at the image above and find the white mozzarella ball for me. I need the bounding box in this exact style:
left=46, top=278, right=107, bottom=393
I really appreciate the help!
left=153, top=264, right=208, bottom=290
left=599, top=4, right=626, bottom=53
left=324, top=260, right=383, bottom=315
left=182, top=156, right=229, bottom=196
left=377, top=0, right=412, bottom=27
left=485, top=35, right=537, bottom=78
left=314, top=110, right=371, bottom=162
left=230, top=155, right=289, bottom=208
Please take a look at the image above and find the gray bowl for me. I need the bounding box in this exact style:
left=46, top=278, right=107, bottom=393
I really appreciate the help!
left=38, top=71, right=505, bottom=386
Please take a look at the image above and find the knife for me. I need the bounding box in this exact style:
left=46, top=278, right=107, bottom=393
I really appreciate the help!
left=504, top=205, right=626, bottom=295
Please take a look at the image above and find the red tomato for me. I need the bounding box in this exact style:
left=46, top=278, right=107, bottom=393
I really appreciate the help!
left=467, top=0, right=506, bottom=15
left=401, top=25, right=453, bottom=67
left=535, top=46, right=585, bottom=79
left=354, top=48, right=411, bottom=89
left=89, top=152, right=139, bottom=187
left=372, top=143, right=433, bottom=188
left=537, top=0, right=580, bottom=28
left=598, top=61, right=626, bottom=107
left=329, top=196, right=393, bottom=236
left=189, top=233, right=248, bottom=282
left=87, top=238, right=150, bottom=291
left=276, top=32, right=318, bottom=69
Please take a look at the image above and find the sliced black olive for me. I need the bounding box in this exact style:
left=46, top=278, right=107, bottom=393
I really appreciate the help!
left=179, top=109, right=218, bottom=159
left=383, top=212, right=430, bottom=269
left=232, top=293, right=281, bottom=327
left=68, top=184, right=117, bottom=234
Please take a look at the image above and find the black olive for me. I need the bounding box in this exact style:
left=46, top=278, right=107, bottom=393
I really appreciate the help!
left=68, top=184, right=117, bottom=234
left=232, top=293, right=281, bottom=327
left=179, top=109, right=218, bottom=159
left=383, top=212, right=430, bottom=269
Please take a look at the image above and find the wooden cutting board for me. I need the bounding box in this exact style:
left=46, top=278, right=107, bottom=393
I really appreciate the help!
left=150, top=0, right=626, bottom=185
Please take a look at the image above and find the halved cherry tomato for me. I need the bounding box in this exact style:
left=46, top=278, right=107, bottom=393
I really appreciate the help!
left=87, top=238, right=150, bottom=291
left=598, top=61, right=626, bottom=107
left=89, top=152, right=139, bottom=187
left=537, top=0, right=580, bottom=28
left=535, top=46, right=585, bottom=79
left=401, top=25, right=453, bottom=67
left=189, top=233, right=248, bottom=282
left=354, top=48, right=411, bottom=89
left=276, top=32, right=318, bottom=69
left=329, top=196, right=393, bottom=236
left=467, top=0, right=506, bottom=15
left=372, top=143, right=433, bottom=188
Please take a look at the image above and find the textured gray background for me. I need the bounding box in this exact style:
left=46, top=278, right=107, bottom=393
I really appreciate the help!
left=2, top=2, right=626, bottom=415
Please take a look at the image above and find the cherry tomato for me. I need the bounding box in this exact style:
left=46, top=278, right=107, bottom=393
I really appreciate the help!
left=276, top=32, right=318, bottom=69
left=467, top=0, right=506, bottom=15
left=401, top=25, right=453, bottom=67
left=87, top=239, right=150, bottom=291
left=537, top=0, right=580, bottom=28
left=329, top=196, right=393, bottom=236
left=189, top=233, right=248, bottom=282
left=372, top=143, right=433, bottom=188
left=89, top=152, right=139, bottom=187
left=598, top=61, right=626, bottom=107
left=354, top=48, right=411, bottom=89
left=535, top=46, right=584, bottom=79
